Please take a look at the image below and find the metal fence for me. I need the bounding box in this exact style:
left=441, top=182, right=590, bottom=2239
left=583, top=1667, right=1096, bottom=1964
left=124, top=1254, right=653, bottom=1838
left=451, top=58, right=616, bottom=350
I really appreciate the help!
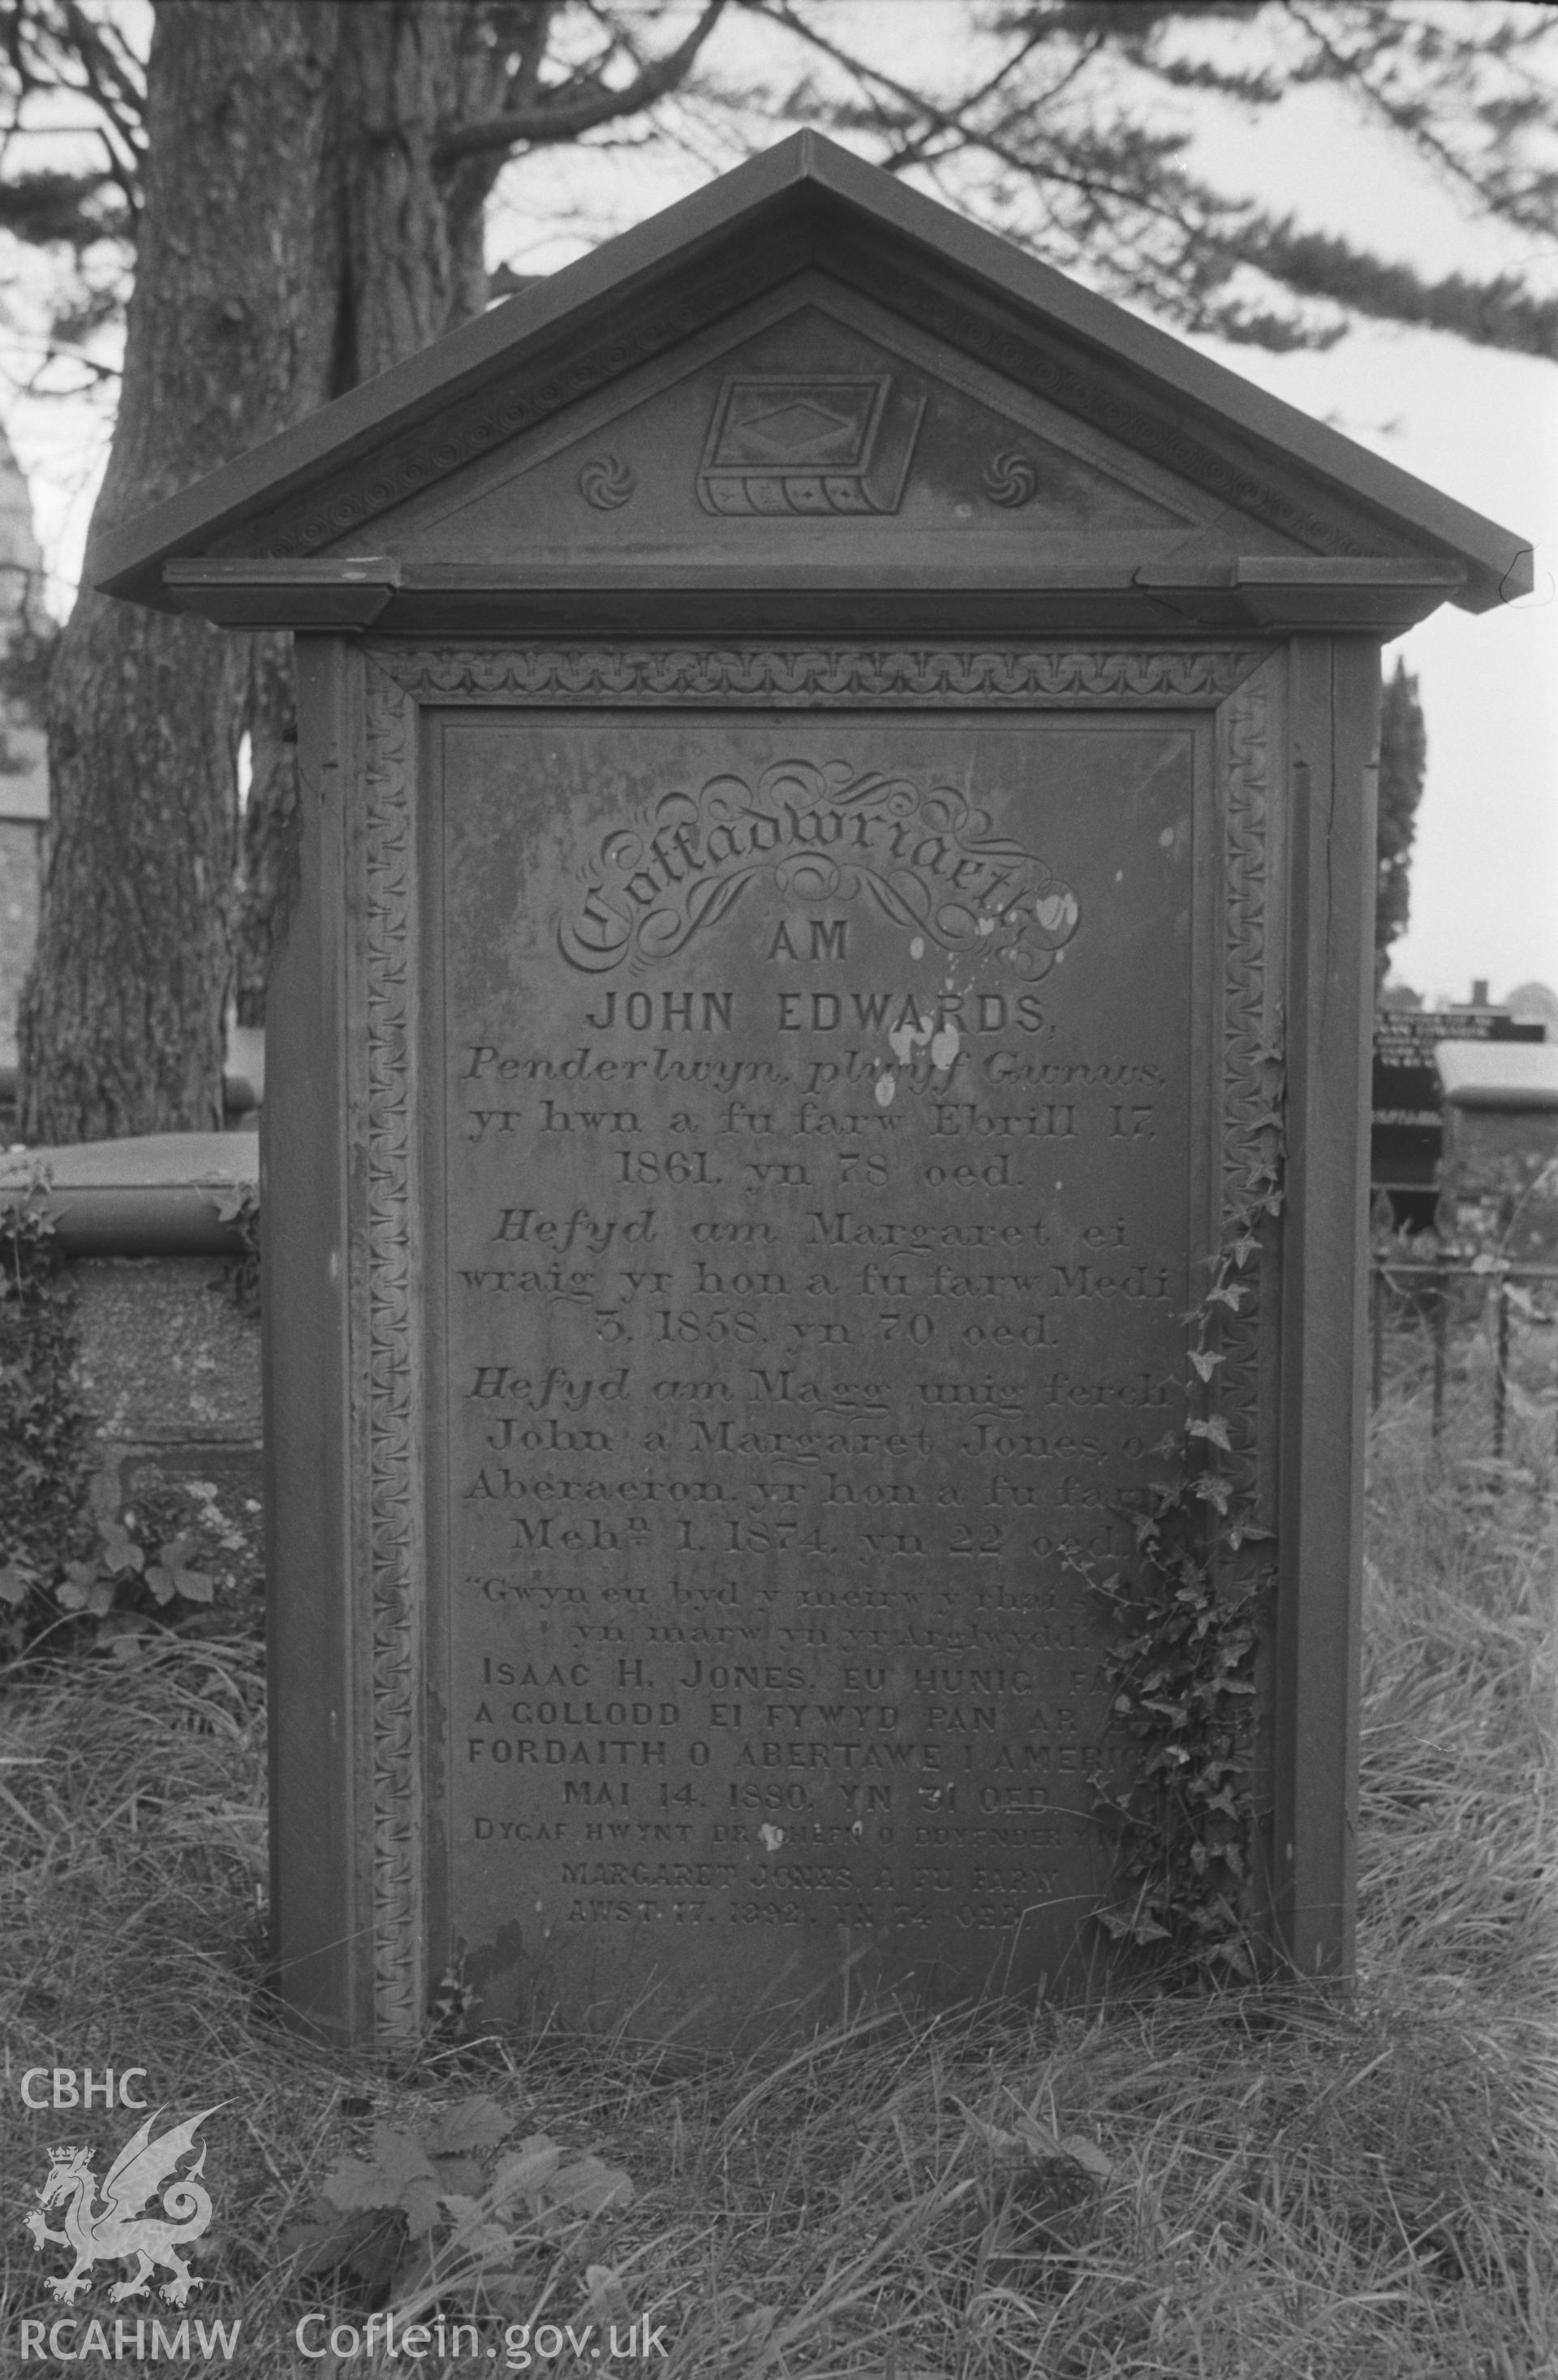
left=1368, top=1258, right=1558, bottom=1457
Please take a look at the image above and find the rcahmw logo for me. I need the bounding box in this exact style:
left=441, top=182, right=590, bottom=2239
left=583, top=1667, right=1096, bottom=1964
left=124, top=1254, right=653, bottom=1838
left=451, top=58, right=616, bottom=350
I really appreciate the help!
left=18, top=2091, right=238, bottom=2359
left=18, top=2318, right=239, bottom=2364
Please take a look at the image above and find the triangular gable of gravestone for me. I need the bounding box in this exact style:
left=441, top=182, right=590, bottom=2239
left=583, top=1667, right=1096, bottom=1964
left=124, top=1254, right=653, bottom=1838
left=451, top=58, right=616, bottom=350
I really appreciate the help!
left=92, top=131, right=1530, bottom=637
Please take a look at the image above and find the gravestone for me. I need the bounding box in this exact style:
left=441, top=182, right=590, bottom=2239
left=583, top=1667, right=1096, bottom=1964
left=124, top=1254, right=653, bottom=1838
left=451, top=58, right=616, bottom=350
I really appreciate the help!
left=95, top=134, right=1530, bottom=2047
left=1371, top=1005, right=1543, bottom=1232
left=1436, top=1040, right=1558, bottom=1263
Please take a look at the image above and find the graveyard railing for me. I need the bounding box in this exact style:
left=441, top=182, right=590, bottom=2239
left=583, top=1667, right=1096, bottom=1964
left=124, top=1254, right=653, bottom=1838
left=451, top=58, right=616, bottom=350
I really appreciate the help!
left=1368, top=1256, right=1558, bottom=1456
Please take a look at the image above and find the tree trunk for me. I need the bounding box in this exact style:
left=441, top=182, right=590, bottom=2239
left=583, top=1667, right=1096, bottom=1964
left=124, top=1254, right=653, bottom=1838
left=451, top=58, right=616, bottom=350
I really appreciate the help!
left=25, top=2, right=538, bottom=1119
left=229, top=1, right=510, bottom=1024
left=233, top=635, right=302, bottom=1032
left=331, top=2, right=506, bottom=385
left=21, top=2, right=338, bottom=1142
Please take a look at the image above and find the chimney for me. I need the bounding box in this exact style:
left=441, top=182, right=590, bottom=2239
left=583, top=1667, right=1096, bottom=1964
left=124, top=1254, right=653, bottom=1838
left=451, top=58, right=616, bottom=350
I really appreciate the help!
left=1470, top=979, right=1490, bottom=1007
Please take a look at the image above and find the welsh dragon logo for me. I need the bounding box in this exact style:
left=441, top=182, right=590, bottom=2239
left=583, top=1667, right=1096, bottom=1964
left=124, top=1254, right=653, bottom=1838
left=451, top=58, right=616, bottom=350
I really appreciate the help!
left=24, top=2107, right=219, bottom=2306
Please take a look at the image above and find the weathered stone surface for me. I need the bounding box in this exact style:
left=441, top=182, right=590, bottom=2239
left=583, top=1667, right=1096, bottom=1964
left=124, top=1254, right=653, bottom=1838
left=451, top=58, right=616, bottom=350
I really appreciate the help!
left=92, top=133, right=1526, bottom=2048
left=72, top=1257, right=260, bottom=1444
left=0, top=1132, right=259, bottom=1193
left=446, top=716, right=1190, bottom=2029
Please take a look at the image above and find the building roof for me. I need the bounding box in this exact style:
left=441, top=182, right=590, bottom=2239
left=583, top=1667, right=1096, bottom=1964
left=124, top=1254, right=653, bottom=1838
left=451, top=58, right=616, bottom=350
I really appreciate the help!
left=1436, top=1041, right=1558, bottom=1110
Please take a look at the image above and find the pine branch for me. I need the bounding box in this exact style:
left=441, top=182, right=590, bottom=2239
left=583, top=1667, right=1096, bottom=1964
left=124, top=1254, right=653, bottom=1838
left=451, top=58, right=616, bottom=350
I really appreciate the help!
left=740, top=0, right=1558, bottom=356
left=0, top=165, right=128, bottom=250
left=1243, top=217, right=1558, bottom=359
left=1280, top=0, right=1558, bottom=242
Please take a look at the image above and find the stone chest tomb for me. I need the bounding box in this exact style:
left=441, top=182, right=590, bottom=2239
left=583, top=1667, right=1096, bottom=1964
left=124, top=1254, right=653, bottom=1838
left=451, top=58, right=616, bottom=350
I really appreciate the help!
left=96, top=134, right=1530, bottom=2047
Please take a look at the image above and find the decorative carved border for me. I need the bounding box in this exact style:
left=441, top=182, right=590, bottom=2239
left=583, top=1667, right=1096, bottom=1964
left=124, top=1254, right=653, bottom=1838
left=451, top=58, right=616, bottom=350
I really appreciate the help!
left=372, top=643, right=1266, bottom=706
left=1216, top=665, right=1279, bottom=1513
left=351, top=638, right=1278, bottom=2042
left=221, top=239, right=1383, bottom=566
left=359, top=661, right=425, bottom=2043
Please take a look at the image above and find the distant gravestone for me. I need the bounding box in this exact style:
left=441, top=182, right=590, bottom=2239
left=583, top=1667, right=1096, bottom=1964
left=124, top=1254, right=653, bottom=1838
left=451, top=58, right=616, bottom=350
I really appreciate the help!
left=95, top=135, right=1530, bottom=2046
left=1436, top=1041, right=1558, bottom=1263
left=1371, top=1006, right=1543, bottom=1231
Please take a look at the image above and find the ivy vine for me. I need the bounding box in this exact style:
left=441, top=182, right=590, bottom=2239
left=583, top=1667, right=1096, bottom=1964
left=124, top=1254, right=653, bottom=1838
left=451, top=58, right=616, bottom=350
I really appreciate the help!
left=1085, top=1083, right=1284, bottom=1985
left=0, top=1188, right=95, bottom=1652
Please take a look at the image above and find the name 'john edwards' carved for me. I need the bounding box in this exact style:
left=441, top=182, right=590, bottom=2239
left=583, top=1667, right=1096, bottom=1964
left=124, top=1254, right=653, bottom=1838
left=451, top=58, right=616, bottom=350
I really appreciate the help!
left=559, top=761, right=1081, bottom=981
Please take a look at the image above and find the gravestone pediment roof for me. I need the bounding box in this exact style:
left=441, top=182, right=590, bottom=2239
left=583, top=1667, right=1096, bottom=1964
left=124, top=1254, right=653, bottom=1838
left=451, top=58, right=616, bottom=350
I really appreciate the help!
left=93, top=131, right=1530, bottom=635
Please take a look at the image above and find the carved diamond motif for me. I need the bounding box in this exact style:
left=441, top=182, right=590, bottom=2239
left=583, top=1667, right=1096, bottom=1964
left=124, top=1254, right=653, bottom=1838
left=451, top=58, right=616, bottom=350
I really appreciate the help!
left=699, top=374, right=923, bottom=516
left=738, top=399, right=860, bottom=461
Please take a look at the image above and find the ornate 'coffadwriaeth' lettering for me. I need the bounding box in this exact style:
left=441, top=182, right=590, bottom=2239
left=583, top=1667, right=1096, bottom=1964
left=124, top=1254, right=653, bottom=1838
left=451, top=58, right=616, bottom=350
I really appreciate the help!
left=558, top=761, right=1080, bottom=980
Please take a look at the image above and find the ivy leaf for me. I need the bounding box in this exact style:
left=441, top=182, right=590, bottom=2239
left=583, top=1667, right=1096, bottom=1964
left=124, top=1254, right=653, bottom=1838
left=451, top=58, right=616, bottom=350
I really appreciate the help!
left=0, top=1560, right=37, bottom=1605
left=322, top=2124, right=437, bottom=2215
left=1097, top=1905, right=1172, bottom=1945
left=489, top=2137, right=566, bottom=2208
left=1211, top=1935, right=1258, bottom=1980
left=586, top=2266, right=635, bottom=2329
left=1192, top=1474, right=1232, bottom=1513
left=281, top=2204, right=401, bottom=2282
left=1187, top=1416, right=1233, bottom=1450
left=1059, top=2133, right=1113, bottom=2182
left=545, top=2154, right=635, bottom=2216
left=97, top=1526, right=143, bottom=1576
left=398, top=2178, right=443, bottom=2238
left=1207, top=1283, right=1244, bottom=1311
left=425, top=2094, right=515, bottom=2156
left=1187, top=1349, right=1224, bottom=1381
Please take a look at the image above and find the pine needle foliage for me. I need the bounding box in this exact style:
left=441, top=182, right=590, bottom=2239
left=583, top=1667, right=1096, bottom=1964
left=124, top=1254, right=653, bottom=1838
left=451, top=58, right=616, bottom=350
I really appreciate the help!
left=1376, top=655, right=1427, bottom=987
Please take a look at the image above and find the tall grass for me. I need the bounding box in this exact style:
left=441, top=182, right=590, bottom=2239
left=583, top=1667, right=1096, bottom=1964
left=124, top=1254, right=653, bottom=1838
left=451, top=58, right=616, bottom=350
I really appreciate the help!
left=1, top=1372, right=1553, bottom=2378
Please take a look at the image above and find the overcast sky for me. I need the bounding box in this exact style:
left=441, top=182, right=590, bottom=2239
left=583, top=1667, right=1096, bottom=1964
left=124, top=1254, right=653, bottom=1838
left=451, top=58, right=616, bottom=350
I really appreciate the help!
left=5, top=2, right=1554, bottom=1004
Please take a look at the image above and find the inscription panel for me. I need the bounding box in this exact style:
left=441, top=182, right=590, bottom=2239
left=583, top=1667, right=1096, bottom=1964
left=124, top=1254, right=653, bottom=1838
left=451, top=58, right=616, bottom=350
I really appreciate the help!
left=433, top=712, right=1205, bottom=2034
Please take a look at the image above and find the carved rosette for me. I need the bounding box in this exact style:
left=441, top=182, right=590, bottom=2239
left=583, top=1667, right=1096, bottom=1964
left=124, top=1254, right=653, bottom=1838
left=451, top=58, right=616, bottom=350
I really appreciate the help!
left=850, top=261, right=1374, bottom=560
left=983, top=450, right=1039, bottom=507
left=233, top=252, right=770, bottom=559
left=578, top=454, right=636, bottom=510
left=359, top=660, right=425, bottom=2043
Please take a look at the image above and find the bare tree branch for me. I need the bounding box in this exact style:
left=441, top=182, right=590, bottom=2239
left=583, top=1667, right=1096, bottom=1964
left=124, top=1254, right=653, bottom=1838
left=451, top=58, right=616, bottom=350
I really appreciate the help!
left=1281, top=0, right=1558, bottom=241
left=436, top=0, right=727, bottom=163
